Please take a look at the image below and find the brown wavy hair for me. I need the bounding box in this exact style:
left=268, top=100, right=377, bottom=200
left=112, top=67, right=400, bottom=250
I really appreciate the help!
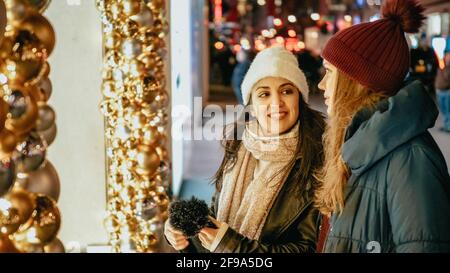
left=212, top=94, right=325, bottom=194
left=315, top=71, right=387, bottom=216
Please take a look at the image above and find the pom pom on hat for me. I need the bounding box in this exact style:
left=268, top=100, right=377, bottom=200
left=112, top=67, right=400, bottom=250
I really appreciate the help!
left=381, top=0, right=425, bottom=33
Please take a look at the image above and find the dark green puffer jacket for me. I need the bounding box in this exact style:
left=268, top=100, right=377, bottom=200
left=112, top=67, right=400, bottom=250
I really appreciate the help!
left=324, top=81, right=450, bottom=253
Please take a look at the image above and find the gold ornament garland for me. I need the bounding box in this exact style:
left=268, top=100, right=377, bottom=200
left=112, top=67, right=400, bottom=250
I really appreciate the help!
left=0, top=0, right=63, bottom=253
left=96, top=0, right=170, bottom=253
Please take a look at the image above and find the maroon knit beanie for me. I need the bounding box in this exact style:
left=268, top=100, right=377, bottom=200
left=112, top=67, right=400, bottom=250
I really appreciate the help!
left=322, top=0, right=426, bottom=95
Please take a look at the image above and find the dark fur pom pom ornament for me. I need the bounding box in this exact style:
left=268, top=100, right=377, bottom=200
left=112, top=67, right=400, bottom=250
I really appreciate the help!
left=169, top=197, right=216, bottom=237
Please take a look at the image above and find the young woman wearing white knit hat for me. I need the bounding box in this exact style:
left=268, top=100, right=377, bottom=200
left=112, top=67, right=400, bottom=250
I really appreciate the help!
left=165, top=46, right=326, bottom=253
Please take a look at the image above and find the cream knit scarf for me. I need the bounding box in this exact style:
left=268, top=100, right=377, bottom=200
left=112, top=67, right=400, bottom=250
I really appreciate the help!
left=217, top=120, right=299, bottom=240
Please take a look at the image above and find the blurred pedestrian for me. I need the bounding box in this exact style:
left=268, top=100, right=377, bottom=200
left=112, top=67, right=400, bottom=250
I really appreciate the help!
left=231, top=49, right=254, bottom=104
left=410, top=33, right=439, bottom=96
left=435, top=50, right=450, bottom=132
left=297, top=49, right=323, bottom=94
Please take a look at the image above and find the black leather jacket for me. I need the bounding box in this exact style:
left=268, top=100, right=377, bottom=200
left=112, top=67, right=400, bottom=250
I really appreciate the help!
left=181, top=160, right=321, bottom=253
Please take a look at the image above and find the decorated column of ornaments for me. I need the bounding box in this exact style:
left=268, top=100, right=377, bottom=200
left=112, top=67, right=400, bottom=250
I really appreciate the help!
left=0, top=0, right=64, bottom=253
left=96, top=0, right=171, bottom=253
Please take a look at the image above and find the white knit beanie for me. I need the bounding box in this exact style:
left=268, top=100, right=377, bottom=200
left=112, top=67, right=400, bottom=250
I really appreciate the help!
left=241, top=46, right=309, bottom=105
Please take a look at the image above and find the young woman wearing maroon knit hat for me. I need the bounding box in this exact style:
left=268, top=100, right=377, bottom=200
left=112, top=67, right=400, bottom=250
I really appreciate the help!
left=316, top=0, right=450, bottom=253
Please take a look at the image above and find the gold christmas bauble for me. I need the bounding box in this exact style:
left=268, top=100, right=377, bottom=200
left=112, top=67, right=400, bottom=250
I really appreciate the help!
left=1, top=189, right=36, bottom=235
left=0, top=129, right=19, bottom=159
left=16, top=160, right=60, bottom=201
left=17, top=12, right=55, bottom=56
left=15, top=194, right=60, bottom=244
left=122, top=0, right=141, bottom=16
left=4, top=85, right=38, bottom=135
left=44, top=238, right=65, bottom=253
left=0, top=234, right=20, bottom=253
left=136, top=144, right=160, bottom=177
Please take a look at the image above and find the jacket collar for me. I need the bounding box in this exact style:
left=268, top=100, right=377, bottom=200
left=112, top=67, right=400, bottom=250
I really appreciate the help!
left=342, top=81, right=438, bottom=176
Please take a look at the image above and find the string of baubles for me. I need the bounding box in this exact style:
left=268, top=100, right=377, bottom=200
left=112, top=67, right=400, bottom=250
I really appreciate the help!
left=97, top=0, right=171, bottom=253
left=0, top=0, right=63, bottom=253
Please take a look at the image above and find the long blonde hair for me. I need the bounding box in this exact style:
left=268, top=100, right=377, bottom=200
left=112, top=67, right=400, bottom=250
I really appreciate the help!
left=315, top=70, right=387, bottom=216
